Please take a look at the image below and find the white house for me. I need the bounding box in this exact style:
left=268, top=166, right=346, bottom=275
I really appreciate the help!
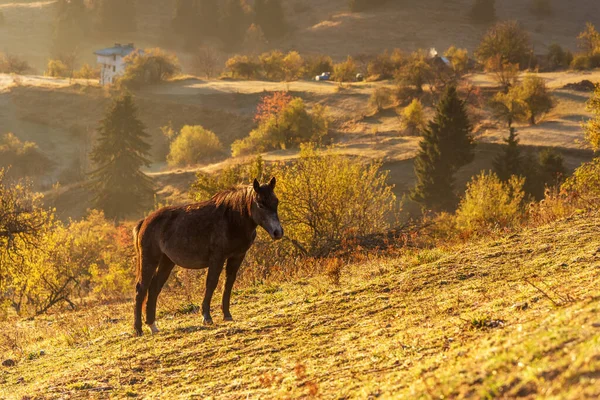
left=94, top=43, right=137, bottom=85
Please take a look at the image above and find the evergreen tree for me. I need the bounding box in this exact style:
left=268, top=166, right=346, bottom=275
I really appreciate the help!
left=97, top=0, right=136, bottom=34
left=254, top=0, right=287, bottom=41
left=493, top=128, right=522, bottom=181
left=88, top=93, right=153, bottom=220
left=411, top=86, right=475, bottom=211
left=220, top=0, right=248, bottom=49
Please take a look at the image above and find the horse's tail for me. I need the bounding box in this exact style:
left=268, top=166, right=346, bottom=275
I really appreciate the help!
left=133, top=219, right=144, bottom=282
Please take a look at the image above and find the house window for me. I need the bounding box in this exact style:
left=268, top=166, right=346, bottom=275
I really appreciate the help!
left=113, top=66, right=116, bottom=72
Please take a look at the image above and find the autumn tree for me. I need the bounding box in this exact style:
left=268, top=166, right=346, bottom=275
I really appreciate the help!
left=88, top=93, right=154, bottom=220
left=476, top=21, right=532, bottom=68
left=583, top=84, right=600, bottom=151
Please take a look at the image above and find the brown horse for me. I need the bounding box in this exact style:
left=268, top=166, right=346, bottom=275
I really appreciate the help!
left=132, top=178, right=283, bottom=336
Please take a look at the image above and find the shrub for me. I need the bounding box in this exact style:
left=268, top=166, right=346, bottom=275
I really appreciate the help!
left=476, top=21, right=532, bottom=68
left=0, top=133, right=54, bottom=177
left=167, top=125, right=223, bottom=167
left=455, top=172, right=526, bottom=234
left=282, top=51, right=304, bottom=81
left=561, top=158, right=600, bottom=209
left=73, top=63, right=100, bottom=79
left=193, top=46, right=221, bottom=79
left=485, top=55, right=520, bottom=91
left=444, top=46, right=470, bottom=77
left=570, top=54, right=593, bottom=71
left=333, top=56, right=357, bottom=82
left=369, top=87, right=395, bottom=112
left=259, top=50, right=285, bottom=80
left=515, top=74, right=554, bottom=125
left=367, top=49, right=404, bottom=80
left=119, top=48, right=181, bottom=88
left=395, top=50, right=433, bottom=93
left=304, top=54, right=334, bottom=79
left=226, top=55, right=260, bottom=79
left=399, top=99, right=426, bottom=134
left=0, top=53, right=32, bottom=74
left=583, top=84, right=600, bottom=151
left=254, top=91, right=293, bottom=124
left=232, top=98, right=328, bottom=156
left=469, top=0, right=496, bottom=23
left=546, top=44, right=573, bottom=70
left=191, top=144, right=397, bottom=257
left=45, top=59, right=70, bottom=77
left=577, top=22, right=600, bottom=55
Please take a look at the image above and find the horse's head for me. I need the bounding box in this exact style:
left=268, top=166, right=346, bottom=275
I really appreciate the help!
left=251, top=177, right=283, bottom=240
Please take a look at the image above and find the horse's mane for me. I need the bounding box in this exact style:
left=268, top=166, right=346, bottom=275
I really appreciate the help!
left=211, top=185, right=255, bottom=216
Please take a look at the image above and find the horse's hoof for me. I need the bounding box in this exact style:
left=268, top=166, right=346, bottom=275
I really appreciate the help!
left=203, top=317, right=214, bottom=325
left=149, top=323, right=159, bottom=334
left=223, top=316, right=234, bottom=322
left=134, top=326, right=143, bottom=337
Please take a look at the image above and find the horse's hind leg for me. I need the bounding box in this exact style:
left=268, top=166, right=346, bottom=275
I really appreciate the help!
left=134, top=251, right=160, bottom=336
left=145, top=255, right=175, bottom=334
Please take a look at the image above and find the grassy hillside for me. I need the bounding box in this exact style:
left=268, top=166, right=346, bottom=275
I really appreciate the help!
left=1, top=0, right=599, bottom=72
left=1, top=214, right=600, bottom=398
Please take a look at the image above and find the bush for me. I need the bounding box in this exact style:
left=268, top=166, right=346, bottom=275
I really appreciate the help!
left=232, top=98, right=329, bottom=156
left=167, top=125, right=223, bottom=167
left=45, top=59, right=70, bottom=77
left=119, top=48, right=181, bottom=88
left=304, top=54, right=334, bottom=79
left=0, top=133, right=54, bottom=177
left=561, top=158, right=600, bottom=209
left=73, top=63, right=100, bottom=79
left=546, top=44, right=573, bottom=71
left=399, top=99, right=426, bottom=134
left=444, top=46, right=470, bottom=77
left=0, top=53, right=32, bottom=74
left=367, top=49, right=404, bottom=80
left=469, top=0, right=496, bottom=23
left=476, top=21, right=532, bottom=68
left=583, top=84, right=600, bottom=151
left=193, top=46, right=221, bottom=79
left=515, top=74, right=554, bottom=125
left=395, top=50, right=433, bottom=93
left=191, top=144, right=397, bottom=257
left=282, top=51, right=304, bottom=81
left=369, top=87, right=395, bottom=112
left=570, top=54, right=595, bottom=71
left=259, top=50, right=285, bottom=80
left=455, top=172, right=526, bottom=234
left=333, top=56, right=357, bottom=82
left=226, top=55, right=260, bottom=79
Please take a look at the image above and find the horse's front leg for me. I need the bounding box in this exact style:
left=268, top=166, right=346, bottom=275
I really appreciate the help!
left=202, top=257, right=225, bottom=325
left=222, top=255, right=245, bottom=321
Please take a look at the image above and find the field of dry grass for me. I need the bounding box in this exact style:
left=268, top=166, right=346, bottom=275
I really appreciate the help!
left=1, top=213, right=600, bottom=398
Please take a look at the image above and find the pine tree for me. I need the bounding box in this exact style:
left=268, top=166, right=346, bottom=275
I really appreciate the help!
left=220, top=0, right=248, bottom=49
left=254, top=0, right=287, bottom=41
left=411, top=86, right=475, bottom=211
left=97, top=0, right=136, bottom=34
left=493, top=128, right=522, bottom=181
left=88, top=93, right=154, bottom=220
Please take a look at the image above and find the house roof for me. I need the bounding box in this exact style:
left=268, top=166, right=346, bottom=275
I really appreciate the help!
left=94, top=43, right=137, bottom=57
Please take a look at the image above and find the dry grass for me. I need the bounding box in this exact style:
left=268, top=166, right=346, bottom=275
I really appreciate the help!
left=1, top=213, right=600, bottom=398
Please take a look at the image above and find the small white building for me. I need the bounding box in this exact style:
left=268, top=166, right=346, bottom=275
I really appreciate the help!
left=94, top=43, right=137, bottom=85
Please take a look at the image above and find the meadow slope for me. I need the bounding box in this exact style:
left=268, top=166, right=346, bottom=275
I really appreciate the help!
left=1, top=214, right=600, bottom=399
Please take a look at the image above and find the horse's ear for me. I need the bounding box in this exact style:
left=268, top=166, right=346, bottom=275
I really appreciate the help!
left=253, top=179, right=261, bottom=192
left=269, top=177, right=276, bottom=189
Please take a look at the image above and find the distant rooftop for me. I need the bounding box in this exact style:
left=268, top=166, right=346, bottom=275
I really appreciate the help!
left=94, top=43, right=137, bottom=57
